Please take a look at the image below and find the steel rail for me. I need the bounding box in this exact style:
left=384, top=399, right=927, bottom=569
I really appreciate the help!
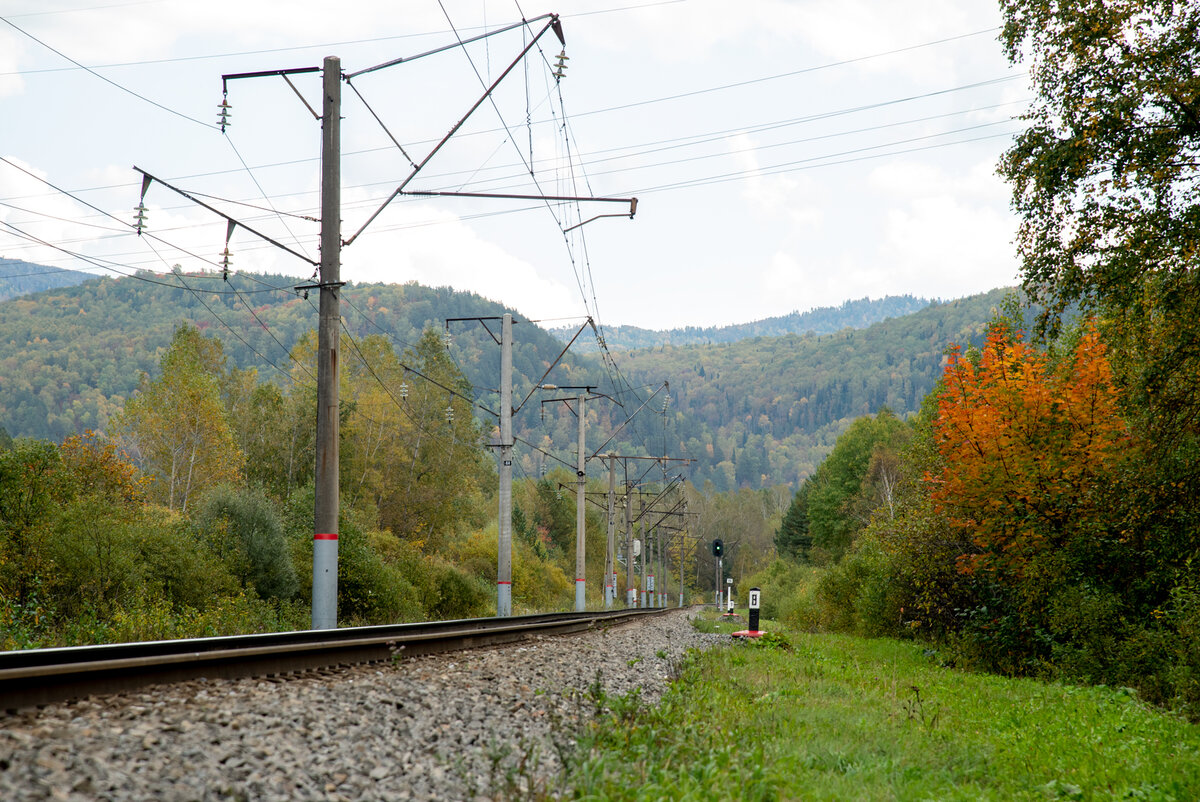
left=0, top=607, right=669, bottom=713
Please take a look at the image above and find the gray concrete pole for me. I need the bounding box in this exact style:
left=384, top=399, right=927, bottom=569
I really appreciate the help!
left=657, top=527, right=665, bottom=608
left=679, top=531, right=685, bottom=608
left=574, top=393, right=586, bottom=612
left=625, top=491, right=634, bottom=607
left=604, top=456, right=616, bottom=608
left=497, top=313, right=513, bottom=616
left=312, top=56, right=341, bottom=631
left=639, top=499, right=648, bottom=608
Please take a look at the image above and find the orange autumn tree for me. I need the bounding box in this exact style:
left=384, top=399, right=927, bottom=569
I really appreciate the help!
left=929, top=322, right=1129, bottom=614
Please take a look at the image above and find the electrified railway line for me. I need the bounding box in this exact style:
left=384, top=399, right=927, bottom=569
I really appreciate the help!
left=0, top=607, right=669, bottom=713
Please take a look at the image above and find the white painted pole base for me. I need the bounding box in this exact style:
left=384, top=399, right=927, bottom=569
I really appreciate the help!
left=497, top=583, right=512, bottom=617
left=575, top=579, right=586, bottom=612
left=312, top=535, right=338, bottom=630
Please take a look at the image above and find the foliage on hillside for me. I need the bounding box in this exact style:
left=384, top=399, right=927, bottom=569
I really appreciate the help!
left=613, top=289, right=1009, bottom=490
left=551, top=294, right=931, bottom=351
left=762, top=318, right=1200, bottom=719
left=0, top=259, right=97, bottom=303
left=1, top=319, right=782, bottom=646
left=0, top=268, right=1004, bottom=491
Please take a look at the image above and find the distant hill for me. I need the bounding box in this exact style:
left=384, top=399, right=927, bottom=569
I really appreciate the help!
left=551, top=295, right=932, bottom=350
left=0, top=259, right=99, bottom=302
left=0, top=264, right=1011, bottom=489
left=608, top=289, right=1013, bottom=489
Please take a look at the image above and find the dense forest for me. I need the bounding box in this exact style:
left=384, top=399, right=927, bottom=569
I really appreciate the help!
left=754, top=0, right=1200, bottom=722
left=0, top=264, right=1003, bottom=490
left=550, top=295, right=932, bottom=351
left=0, top=259, right=97, bottom=302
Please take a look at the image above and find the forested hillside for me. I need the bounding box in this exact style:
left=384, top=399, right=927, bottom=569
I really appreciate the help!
left=614, top=290, right=1009, bottom=489
left=0, top=259, right=98, bottom=302
left=551, top=295, right=931, bottom=351
left=0, top=267, right=1005, bottom=489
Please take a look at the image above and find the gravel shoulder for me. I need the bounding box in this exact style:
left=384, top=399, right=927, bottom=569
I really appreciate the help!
left=0, top=609, right=725, bottom=801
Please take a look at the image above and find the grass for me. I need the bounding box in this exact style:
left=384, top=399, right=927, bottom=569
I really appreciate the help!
left=562, top=610, right=1200, bottom=801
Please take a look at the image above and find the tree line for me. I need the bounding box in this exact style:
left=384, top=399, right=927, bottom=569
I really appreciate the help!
left=759, top=1, right=1200, bottom=720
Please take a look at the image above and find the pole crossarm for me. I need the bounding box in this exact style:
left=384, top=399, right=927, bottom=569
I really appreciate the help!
left=133, top=167, right=318, bottom=267
left=222, top=66, right=321, bottom=87
left=344, top=14, right=560, bottom=79
left=446, top=316, right=506, bottom=345
left=589, top=381, right=668, bottom=459
left=514, top=319, right=591, bottom=415
left=402, top=190, right=636, bottom=220
left=344, top=16, right=561, bottom=247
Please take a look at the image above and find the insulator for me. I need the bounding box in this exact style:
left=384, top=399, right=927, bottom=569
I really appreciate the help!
left=540, top=464, right=547, bottom=477
left=133, top=203, right=148, bottom=234
left=555, top=488, right=563, bottom=501
left=220, top=247, right=232, bottom=273
left=217, top=98, right=232, bottom=131
left=446, top=404, right=454, bottom=424
left=553, top=49, right=569, bottom=79
left=399, top=381, right=409, bottom=400
left=443, top=329, right=452, bottom=349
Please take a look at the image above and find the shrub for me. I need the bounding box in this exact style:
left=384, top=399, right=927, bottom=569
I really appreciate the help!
left=195, top=485, right=298, bottom=601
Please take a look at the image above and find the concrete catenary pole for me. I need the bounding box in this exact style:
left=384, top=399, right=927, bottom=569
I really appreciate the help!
left=657, top=526, right=665, bottom=608
left=574, top=393, right=587, bottom=612
left=679, top=528, right=686, bottom=608
left=604, top=455, right=616, bottom=608
left=312, top=56, right=341, bottom=631
left=625, top=490, right=635, bottom=607
left=639, top=498, right=648, bottom=608
left=497, top=313, right=514, bottom=616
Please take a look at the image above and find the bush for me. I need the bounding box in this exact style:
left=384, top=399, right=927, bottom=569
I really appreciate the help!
left=195, top=485, right=298, bottom=601
left=744, top=558, right=822, bottom=633
left=369, top=530, right=492, bottom=620
left=336, top=518, right=423, bottom=624
left=453, top=524, right=572, bottom=613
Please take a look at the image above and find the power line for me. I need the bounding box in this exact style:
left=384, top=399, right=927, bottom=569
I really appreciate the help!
left=0, top=15, right=215, bottom=129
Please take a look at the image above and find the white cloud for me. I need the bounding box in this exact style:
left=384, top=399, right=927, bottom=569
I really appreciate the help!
left=340, top=202, right=580, bottom=321
left=869, top=160, right=1018, bottom=298
left=0, top=30, right=25, bottom=98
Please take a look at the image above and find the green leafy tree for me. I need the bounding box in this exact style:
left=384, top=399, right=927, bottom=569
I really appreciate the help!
left=110, top=325, right=242, bottom=511
left=998, top=1, right=1200, bottom=430
left=793, top=410, right=912, bottom=563
left=195, top=485, right=298, bottom=602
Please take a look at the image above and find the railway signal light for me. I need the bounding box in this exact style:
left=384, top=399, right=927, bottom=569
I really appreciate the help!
left=711, top=538, right=724, bottom=557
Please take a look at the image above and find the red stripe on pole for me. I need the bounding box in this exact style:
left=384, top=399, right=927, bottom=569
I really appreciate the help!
left=497, top=581, right=512, bottom=585
left=576, top=578, right=585, bottom=582
left=314, top=533, right=339, bottom=540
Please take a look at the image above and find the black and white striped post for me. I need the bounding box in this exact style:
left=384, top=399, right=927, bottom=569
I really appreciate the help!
left=733, top=586, right=764, bottom=639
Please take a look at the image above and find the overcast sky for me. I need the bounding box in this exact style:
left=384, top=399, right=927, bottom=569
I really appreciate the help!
left=0, top=0, right=1029, bottom=330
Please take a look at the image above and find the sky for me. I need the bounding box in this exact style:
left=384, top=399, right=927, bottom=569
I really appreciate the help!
left=0, top=0, right=1030, bottom=331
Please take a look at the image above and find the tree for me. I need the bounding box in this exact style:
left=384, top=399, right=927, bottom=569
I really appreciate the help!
left=929, top=323, right=1129, bottom=621
left=110, top=324, right=242, bottom=511
left=341, top=328, right=491, bottom=548
left=791, top=410, right=912, bottom=563
left=775, top=486, right=811, bottom=561
left=998, top=1, right=1200, bottom=430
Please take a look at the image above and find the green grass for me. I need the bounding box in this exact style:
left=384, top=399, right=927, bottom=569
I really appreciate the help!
left=563, top=612, right=1200, bottom=801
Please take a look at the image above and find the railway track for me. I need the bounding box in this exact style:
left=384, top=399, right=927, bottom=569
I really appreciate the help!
left=0, top=607, right=670, bottom=712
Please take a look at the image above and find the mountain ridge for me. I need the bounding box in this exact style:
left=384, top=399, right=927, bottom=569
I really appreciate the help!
left=552, top=295, right=933, bottom=350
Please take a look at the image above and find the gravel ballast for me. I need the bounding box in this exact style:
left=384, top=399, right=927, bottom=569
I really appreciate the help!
left=0, top=609, right=724, bottom=800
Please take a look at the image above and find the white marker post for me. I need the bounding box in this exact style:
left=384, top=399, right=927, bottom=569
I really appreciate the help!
left=733, top=587, right=764, bottom=639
